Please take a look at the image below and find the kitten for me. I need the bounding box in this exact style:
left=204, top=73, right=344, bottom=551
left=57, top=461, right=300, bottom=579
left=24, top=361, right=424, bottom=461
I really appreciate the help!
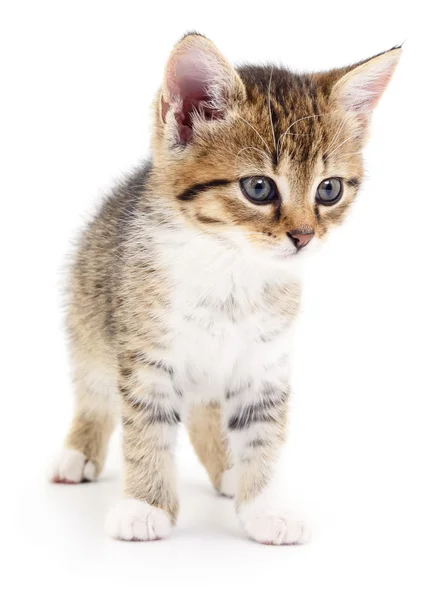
left=50, top=33, right=401, bottom=545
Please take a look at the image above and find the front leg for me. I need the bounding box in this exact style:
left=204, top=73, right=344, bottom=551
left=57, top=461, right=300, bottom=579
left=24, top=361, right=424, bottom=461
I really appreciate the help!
left=225, top=378, right=310, bottom=545
left=105, top=352, right=181, bottom=541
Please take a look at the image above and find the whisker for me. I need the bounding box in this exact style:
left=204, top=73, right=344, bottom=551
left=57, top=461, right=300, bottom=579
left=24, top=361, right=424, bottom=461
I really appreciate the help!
left=268, top=67, right=277, bottom=161
left=235, top=116, right=272, bottom=156
left=324, top=133, right=359, bottom=160
left=235, top=146, right=269, bottom=170
left=337, top=151, right=364, bottom=158
left=323, top=93, right=362, bottom=157
left=324, top=118, right=346, bottom=158
left=283, top=132, right=312, bottom=137
left=277, top=111, right=338, bottom=157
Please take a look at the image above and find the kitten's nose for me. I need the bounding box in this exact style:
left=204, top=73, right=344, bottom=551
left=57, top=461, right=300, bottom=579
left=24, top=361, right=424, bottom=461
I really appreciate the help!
left=287, top=229, right=315, bottom=250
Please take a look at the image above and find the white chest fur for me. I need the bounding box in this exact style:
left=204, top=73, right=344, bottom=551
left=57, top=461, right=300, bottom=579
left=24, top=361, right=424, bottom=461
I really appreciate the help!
left=156, top=230, right=301, bottom=402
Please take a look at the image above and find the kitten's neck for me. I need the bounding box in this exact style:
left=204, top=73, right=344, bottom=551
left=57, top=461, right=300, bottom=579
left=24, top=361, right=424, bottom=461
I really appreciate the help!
left=142, top=207, right=303, bottom=301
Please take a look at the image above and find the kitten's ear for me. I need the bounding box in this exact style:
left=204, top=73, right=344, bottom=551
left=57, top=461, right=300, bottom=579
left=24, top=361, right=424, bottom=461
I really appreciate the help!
left=161, top=33, right=246, bottom=144
left=331, top=46, right=402, bottom=130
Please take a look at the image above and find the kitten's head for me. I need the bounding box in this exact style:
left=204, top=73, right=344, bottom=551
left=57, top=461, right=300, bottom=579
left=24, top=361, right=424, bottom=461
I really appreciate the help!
left=152, top=33, right=401, bottom=262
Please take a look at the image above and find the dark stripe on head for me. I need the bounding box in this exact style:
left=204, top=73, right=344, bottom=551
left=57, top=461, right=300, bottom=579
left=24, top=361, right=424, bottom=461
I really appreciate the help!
left=178, top=179, right=232, bottom=201
left=195, top=213, right=227, bottom=225
left=269, top=102, right=278, bottom=167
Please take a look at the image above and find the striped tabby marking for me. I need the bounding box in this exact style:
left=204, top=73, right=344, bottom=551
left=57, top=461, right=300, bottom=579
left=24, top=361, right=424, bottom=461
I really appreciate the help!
left=178, top=179, right=232, bottom=201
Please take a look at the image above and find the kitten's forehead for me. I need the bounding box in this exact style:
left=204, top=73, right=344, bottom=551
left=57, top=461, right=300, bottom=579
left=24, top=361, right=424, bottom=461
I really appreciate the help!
left=236, top=65, right=335, bottom=166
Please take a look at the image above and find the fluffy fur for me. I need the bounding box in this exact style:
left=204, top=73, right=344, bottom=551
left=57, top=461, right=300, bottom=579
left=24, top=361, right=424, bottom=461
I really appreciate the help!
left=51, top=33, right=401, bottom=544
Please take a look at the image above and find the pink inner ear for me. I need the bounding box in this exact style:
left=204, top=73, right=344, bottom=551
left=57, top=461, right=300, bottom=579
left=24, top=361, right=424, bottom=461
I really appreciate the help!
left=163, top=50, right=224, bottom=144
left=342, top=54, right=399, bottom=117
left=359, top=70, right=394, bottom=112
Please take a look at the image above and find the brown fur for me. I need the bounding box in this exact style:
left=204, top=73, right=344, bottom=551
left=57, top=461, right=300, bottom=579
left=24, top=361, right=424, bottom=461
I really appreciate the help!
left=151, top=56, right=368, bottom=248
left=65, top=412, right=115, bottom=477
left=53, top=34, right=401, bottom=537
left=187, top=403, right=232, bottom=493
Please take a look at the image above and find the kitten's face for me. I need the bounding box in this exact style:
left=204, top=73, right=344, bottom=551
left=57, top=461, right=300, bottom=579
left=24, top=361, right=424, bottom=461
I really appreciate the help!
left=154, top=35, right=400, bottom=263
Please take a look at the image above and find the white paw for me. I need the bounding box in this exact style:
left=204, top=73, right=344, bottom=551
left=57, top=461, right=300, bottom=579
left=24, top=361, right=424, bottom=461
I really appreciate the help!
left=50, top=448, right=97, bottom=483
left=219, top=466, right=237, bottom=498
left=238, top=496, right=311, bottom=545
left=105, top=498, right=172, bottom=541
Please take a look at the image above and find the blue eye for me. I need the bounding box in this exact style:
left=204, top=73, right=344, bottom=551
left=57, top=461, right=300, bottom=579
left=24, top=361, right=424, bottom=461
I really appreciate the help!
left=240, top=176, right=277, bottom=204
left=316, top=178, right=343, bottom=205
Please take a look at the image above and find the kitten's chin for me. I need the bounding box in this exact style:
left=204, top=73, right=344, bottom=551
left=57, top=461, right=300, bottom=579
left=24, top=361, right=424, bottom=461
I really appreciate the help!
left=270, top=237, right=322, bottom=266
left=253, top=248, right=307, bottom=272
left=274, top=249, right=298, bottom=260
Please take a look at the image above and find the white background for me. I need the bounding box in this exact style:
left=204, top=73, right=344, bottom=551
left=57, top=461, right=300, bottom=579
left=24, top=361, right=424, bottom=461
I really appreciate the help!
left=1, top=1, right=440, bottom=598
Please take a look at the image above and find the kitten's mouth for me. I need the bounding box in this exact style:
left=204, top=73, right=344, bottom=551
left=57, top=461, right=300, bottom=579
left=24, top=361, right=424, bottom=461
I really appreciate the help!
left=277, top=249, right=298, bottom=260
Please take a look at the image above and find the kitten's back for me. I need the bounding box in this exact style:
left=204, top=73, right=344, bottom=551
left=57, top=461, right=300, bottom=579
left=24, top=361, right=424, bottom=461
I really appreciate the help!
left=66, top=162, right=152, bottom=353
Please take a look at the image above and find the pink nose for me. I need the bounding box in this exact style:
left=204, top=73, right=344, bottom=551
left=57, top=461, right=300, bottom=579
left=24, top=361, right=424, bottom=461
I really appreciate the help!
left=287, top=229, right=315, bottom=250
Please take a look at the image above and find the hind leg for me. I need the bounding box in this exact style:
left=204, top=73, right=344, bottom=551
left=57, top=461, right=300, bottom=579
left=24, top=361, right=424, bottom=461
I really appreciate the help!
left=51, top=362, right=118, bottom=483
left=186, top=403, right=236, bottom=497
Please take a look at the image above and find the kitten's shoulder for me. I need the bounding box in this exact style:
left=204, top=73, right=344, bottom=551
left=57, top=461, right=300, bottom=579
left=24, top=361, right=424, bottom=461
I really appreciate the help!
left=98, top=160, right=152, bottom=230
left=71, top=160, right=153, bottom=279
